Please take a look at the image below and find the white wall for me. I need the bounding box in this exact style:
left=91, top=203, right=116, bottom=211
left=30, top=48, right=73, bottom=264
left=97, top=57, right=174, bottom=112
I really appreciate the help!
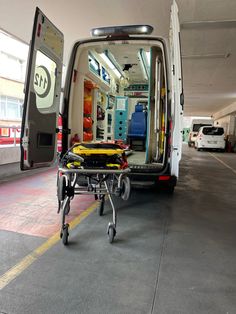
left=213, top=102, right=236, bottom=135
left=0, top=0, right=171, bottom=65
left=0, top=147, right=20, bottom=165
left=214, top=115, right=236, bottom=135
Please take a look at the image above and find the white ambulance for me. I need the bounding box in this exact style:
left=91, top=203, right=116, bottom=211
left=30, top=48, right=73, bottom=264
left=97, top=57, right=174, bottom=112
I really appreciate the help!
left=20, top=0, right=183, bottom=193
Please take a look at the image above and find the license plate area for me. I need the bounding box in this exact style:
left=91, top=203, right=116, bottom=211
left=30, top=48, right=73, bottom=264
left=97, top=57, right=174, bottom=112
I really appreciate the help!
left=208, top=141, right=217, bottom=144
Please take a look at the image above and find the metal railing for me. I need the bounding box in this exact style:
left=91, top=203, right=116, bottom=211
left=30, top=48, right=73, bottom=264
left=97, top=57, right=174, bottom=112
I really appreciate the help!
left=0, top=125, right=21, bottom=147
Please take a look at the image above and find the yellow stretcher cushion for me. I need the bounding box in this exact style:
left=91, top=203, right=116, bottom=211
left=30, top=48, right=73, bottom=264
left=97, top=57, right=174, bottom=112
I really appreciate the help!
left=72, top=144, right=124, bottom=156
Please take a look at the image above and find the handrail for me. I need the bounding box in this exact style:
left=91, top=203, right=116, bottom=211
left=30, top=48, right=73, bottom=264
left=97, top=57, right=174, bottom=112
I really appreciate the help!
left=0, top=125, right=21, bottom=147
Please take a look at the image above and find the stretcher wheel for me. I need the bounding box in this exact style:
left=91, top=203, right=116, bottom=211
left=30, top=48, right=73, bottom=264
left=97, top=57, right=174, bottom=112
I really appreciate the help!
left=108, top=224, right=116, bottom=243
left=120, top=176, right=131, bottom=201
left=57, top=176, right=66, bottom=201
left=98, top=196, right=105, bottom=216
left=62, top=224, right=69, bottom=245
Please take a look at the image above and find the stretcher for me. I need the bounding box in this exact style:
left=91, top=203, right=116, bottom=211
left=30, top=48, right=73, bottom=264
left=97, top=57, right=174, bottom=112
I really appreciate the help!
left=57, top=142, right=131, bottom=245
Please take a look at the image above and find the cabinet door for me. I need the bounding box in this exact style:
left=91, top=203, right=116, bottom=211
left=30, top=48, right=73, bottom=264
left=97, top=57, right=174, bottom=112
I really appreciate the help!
left=114, top=97, right=128, bottom=142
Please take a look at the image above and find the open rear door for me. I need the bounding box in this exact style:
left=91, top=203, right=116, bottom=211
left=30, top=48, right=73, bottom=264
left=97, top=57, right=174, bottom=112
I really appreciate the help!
left=20, top=8, right=63, bottom=170
left=169, top=0, right=184, bottom=178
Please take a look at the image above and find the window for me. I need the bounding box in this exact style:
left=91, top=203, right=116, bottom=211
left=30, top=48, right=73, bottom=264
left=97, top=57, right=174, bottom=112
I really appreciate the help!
left=202, top=127, right=224, bottom=136
left=0, top=30, right=28, bottom=82
left=34, top=50, right=57, bottom=110
left=101, top=66, right=110, bottom=84
left=0, top=29, right=28, bottom=122
left=0, top=96, right=23, bottom=120
left=193, top=123, right=212, bottom=132
left=88, top=53, right=100, bottom=76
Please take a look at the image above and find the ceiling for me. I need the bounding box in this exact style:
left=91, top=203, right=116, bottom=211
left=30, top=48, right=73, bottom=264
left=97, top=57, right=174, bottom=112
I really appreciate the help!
left=178, top=0, right=236, bottom=117
left=0, top=0, right=236, bottom=117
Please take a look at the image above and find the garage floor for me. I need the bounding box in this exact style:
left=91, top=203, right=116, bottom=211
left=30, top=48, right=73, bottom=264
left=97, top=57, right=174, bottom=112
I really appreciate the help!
left=0, top=145, right=236, bottom=314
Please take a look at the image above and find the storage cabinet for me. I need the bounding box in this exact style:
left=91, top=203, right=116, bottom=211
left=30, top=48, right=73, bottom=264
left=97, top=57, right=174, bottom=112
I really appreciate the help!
left=92, top=89, right=106, bottom=141
left=105, top=95, right=115, bottom=141
left=114, top=97, right=128, bottom=142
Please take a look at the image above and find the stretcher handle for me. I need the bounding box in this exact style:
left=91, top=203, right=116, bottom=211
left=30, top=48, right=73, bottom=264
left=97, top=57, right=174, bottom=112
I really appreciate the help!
left=58, top=167, right=131, bottom=175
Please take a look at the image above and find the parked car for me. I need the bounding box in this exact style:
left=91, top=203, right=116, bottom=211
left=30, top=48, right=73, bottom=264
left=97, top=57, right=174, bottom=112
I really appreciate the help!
left=188, top=131, right=198, bottom=147
left=195, top=126, right=225, bottom=151
left=188, top=119, right=213, bottom=147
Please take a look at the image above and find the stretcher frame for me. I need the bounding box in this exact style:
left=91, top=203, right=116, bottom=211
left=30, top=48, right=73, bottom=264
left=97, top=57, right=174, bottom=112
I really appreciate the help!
left=57, top=167, right=131, bottom=245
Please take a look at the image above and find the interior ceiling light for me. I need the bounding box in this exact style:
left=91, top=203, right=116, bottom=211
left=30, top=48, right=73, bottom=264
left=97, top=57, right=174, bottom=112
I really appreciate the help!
left=181, top=20, right=236, bottom=29
left=182, top=53, right=230, bottom=59
left=145, top=51, right=150, bottom=67
left=100, top=50, right=123, bottom=78
left=138, top=49, right=150, bottom=81
left=120, top=77, right=130, bottom=88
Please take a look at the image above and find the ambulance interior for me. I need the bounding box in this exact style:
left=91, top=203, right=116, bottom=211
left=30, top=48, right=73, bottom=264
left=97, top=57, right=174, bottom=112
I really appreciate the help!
left=67, top=40, right=168, bottom=168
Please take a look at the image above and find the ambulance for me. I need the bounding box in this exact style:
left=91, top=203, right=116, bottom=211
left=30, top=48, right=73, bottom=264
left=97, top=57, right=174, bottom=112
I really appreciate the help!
left=20, top=0, right=184, bottom=193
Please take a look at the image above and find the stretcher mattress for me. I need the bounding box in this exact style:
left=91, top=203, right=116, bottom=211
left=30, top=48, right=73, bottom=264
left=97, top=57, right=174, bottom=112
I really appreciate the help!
left=67, top=142, right=128, bottom=170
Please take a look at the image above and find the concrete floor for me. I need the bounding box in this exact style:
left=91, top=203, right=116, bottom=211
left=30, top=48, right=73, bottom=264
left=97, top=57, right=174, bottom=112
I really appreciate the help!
left=0, top=145, right=236, bottom=314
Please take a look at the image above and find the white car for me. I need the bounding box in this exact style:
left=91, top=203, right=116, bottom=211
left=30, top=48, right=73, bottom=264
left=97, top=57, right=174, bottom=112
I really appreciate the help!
left=195, top=126, right=225, bottom=151
left=188, top=131, right=198, bottom=147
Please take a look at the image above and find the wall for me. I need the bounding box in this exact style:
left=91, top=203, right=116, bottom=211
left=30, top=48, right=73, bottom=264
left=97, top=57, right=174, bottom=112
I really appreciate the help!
left=0, top=0, right=171, bottom=66
left=214, top=115, right=235, bottom=135
left=213, top=102, right=236, bottom=135
left=0, top=147, right=20, bottom=165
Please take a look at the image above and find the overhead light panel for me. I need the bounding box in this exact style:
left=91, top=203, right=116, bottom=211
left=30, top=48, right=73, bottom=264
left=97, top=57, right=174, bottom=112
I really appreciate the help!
left=138, top=49, right=150, bottom=81
left=181, top=20, right=236, bottom=29
left=182, top=53, right=230, bottom=59
left=100, top=50, right=123, bottom=79
left=145, top=51, right=150, bottom=67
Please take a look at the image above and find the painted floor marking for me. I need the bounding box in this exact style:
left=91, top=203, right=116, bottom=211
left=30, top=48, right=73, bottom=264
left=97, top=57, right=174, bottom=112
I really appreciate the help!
left=0, top=201, right=97, bottom=290
left=209, top=153, right=236, bottom=175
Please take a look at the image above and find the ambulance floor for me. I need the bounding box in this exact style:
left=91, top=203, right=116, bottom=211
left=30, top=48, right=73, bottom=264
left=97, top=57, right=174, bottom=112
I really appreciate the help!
left=0, top=146, right=236, bottom=314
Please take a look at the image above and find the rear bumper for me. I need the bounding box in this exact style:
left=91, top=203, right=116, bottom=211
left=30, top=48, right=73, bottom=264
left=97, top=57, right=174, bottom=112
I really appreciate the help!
left=198, top=141, right=225, bottom=149
left=129, top=173, right=177, bottom=187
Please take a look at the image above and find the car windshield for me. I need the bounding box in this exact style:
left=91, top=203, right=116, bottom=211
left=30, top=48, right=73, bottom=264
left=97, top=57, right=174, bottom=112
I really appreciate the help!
left=193, top=123, right=212, bottom=132
left=202, top=127, right=224, bottom=136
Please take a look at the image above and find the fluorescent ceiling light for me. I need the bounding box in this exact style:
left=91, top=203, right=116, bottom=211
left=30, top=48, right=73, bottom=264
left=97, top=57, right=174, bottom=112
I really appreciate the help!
left=181, top=20, right=236, bottom=29
left=100, top=51, right=122, bottom=79
left=182, top=53, right=230, bottom=59
left=145, top=51, right=150, bottom=67
left=138, top=49, right=149, bottom=81
left=140, top=58, right=148, bottom=81
left=100, top=53, right=116, bottom=70
left=113, top=68, right=122, bottom=79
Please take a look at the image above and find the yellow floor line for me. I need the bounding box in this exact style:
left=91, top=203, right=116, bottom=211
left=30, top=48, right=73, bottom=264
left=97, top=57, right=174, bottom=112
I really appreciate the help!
left=209, top=153, right=236, bottom=175
left=0, top=201, right=97, bottom=290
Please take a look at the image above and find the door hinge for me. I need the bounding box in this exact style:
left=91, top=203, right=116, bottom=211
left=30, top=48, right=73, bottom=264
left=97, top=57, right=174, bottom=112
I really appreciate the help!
left=62, top=128, right=71, bottom=134
left=172, top=65, right=175, bottom=75
left=56, top=128, right=71, bottom=134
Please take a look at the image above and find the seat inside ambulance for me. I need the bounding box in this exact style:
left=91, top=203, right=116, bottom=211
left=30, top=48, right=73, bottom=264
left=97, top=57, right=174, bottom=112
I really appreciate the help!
left=128, top=103, right=147, bottom=151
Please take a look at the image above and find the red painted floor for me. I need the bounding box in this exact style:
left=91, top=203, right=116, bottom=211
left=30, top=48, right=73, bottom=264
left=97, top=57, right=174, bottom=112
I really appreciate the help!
left=0, top=169, right=95, bottom=238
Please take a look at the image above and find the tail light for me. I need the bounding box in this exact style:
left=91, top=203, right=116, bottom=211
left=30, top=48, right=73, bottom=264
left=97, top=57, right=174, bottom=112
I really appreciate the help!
left=158, top=175, right=170, bottom=181
left=24, top=149, right=27, bottom=161
left=37, top=23, right=42, bottom=37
